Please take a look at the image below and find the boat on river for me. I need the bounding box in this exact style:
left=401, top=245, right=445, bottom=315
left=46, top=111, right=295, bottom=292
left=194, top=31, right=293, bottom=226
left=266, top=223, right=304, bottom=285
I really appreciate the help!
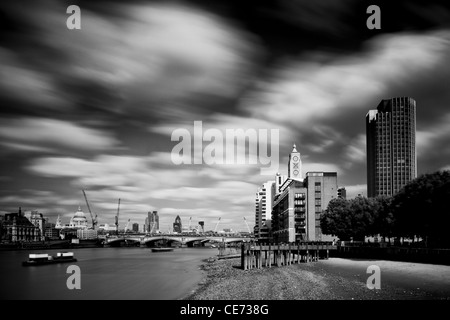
left=22, top=252, right=77, bottom=266
left=151, top=247, right=174, bottom=252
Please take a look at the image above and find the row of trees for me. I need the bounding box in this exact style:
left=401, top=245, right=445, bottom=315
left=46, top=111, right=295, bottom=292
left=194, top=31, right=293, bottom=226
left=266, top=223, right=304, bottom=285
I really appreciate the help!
left=321, top=170, right=450, bottom=248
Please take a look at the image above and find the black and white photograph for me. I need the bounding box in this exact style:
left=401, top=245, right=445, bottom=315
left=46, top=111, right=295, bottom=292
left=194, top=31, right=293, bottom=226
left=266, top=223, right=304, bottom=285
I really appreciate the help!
left=1, top=0, right=450, bottom=310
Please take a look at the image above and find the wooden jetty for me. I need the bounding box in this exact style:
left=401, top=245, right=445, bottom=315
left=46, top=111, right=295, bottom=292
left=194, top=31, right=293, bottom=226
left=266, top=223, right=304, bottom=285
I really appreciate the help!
left=241, top=242, right=337, bottom=270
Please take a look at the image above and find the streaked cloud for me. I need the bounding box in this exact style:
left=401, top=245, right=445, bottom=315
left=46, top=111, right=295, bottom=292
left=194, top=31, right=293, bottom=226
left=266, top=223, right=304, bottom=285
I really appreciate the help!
left=243, top=31, right=450, bottom=128
left=0, top=117, right=120, bottom=153
left=343, top=134, right=366, bottom=167
left=0, top=1, right=449, bottom=232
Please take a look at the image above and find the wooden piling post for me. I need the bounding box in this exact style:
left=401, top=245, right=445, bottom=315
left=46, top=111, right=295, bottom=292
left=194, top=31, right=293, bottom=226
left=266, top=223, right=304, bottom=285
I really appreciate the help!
left=242, top=243, right=248, bottom=270
left=306, top=243, right=309, bottom=262
left=246, top=244, right=250, bottom=270
left=246, top=243, right=250, bottom=269
left=259, top=244, right=262, bottom=269
left=277, top=243, right=281, bottom=267
left=288, top=243, right=291, bottom=265
left=264, top=244, right=268, bottom=267
left=245, top=246, right=248, bottom=270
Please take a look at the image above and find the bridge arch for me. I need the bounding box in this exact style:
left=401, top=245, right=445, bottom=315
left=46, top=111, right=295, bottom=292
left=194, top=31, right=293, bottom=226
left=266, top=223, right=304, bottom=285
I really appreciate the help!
left=141, top=236, right=183, bottom=246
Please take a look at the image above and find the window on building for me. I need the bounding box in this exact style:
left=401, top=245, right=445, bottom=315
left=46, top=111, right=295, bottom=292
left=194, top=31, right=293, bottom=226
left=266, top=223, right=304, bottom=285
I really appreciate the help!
left=315, top=182, right=321, bottom=192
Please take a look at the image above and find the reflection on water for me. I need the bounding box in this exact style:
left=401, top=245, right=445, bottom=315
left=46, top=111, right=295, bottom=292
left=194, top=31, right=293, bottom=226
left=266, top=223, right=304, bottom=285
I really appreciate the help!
left=0, top=247, right=217, bottom=300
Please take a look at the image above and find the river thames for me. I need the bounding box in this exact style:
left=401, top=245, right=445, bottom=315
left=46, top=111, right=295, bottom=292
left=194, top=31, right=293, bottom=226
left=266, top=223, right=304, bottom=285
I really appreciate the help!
left=0, top=246, right=217, bottom=300
left=2, top=247, right=450, bottom=300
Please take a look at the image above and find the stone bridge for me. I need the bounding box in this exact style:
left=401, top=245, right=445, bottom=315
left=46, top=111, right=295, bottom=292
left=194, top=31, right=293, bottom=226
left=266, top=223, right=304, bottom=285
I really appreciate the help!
left=103, top=234, right=253, bottom=246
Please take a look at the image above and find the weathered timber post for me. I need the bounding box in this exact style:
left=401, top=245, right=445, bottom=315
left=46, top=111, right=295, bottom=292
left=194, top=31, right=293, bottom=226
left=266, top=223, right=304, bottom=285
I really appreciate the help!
left=264, top=244, right=268, bottom=267
left=306, top=243, right=309, bottom=262
left=241, top=242, right=244, bottom=270
left=318, top=243, right=321, bottom=261
left=242, top=243, right=247, bottom=270
left=288, top=243, right=291, bottom=265
left=259, top=244, right=262, bottom=269
left=277, top=243, right=281, bottom=267
left=247, top=243, right=251, bottom=269
left=252, top=248, right=257, bottom=269
left=247, top=244, right=252, bottom=269
left=256, top=248, right=259, bottom=269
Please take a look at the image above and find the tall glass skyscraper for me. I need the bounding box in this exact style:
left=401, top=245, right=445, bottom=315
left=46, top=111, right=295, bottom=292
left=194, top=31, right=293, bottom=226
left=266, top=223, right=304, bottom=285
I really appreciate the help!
left=366, top=97, right=417, bottom=197
left=147, top=211, right=159, bottom=233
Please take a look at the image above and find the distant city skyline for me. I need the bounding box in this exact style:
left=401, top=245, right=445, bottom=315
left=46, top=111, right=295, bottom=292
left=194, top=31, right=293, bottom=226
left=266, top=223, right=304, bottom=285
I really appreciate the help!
left=1, top=1, right=450, bottom=232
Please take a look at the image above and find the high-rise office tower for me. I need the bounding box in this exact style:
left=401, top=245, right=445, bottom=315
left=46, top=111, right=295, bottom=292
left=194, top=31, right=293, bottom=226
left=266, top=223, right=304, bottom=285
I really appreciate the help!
left=254, top=180, right=275, bottom=241
left=173, top=215, right=182, bottom=233
left=147, top=211, right=159, bottom=233
left=366, top=97, right=417, bottom=197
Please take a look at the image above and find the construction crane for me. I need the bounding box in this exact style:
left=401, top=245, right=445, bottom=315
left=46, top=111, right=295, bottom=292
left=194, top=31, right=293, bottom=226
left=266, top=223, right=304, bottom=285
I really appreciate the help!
left=124, top=219, right=131, bottom=233
left=115, top=198, right=120, bottom=235
left=82, top=190, right=97, bottom=230
left=243, top=217, right=251, bottom=233
left=214, top=217, right=221, bottom=233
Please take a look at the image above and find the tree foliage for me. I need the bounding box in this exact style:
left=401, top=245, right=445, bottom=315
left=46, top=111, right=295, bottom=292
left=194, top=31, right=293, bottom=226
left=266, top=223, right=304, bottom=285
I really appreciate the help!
left=320, top=198, right=352, bottom=240
left=321, top=196, right=391, bottom=241
left=321, top=170, right=450, bottom=247
left=392, top=170, right=450, bottom=247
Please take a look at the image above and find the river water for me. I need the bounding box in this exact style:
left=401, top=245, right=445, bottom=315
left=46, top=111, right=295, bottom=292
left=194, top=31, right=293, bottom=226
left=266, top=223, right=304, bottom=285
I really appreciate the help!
left=0, top=247, right=217, bottom=300
left=2, top=247, right=450, bottom=300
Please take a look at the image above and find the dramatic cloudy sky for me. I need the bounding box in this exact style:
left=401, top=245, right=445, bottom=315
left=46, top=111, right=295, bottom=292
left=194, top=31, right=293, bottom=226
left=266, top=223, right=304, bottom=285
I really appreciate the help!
left=1, top=0, right=449, bottom=232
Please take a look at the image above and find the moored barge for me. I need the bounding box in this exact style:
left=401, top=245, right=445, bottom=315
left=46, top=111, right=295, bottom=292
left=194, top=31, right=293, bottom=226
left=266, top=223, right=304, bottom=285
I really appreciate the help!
left=22, top=252, right=77, bottom=266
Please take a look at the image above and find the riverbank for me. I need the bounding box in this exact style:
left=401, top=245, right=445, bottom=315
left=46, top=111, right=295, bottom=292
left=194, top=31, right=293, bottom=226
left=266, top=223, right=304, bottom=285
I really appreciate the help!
left=0, top=240, right=103, bottom=251
left=185, top=257, right=450, bottom=300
